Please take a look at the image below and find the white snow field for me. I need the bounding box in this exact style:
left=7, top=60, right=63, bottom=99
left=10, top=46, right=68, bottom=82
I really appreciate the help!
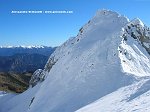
left=1, top=9, right=150, bottom=112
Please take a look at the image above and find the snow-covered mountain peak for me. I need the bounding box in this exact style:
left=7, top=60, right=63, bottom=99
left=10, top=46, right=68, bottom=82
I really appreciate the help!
left=95, top=9, right=119, bottom=16
left=93, top=9, right=129, bottom=23
left=94, top=9, right=128, bottom=21
left=76, top=10, right=129, bottom=41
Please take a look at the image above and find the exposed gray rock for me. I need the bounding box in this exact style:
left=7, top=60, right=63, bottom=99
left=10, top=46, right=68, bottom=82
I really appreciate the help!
left=29, top=69, right=46, bottom=87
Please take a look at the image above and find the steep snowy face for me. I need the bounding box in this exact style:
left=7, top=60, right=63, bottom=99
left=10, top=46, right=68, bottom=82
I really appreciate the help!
left=45, top=9, right=129, bottom=72
left=28, top=10, right=136, bottom=112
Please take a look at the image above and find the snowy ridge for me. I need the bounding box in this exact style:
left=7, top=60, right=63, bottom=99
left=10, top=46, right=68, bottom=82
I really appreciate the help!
left=1, top=9, right=150, bottom=112
left=118, top=19, right=150, bottom=77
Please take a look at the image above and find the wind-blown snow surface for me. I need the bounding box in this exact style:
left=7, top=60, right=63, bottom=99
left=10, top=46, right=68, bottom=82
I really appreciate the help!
left=1, top=10, right=150, bottom=112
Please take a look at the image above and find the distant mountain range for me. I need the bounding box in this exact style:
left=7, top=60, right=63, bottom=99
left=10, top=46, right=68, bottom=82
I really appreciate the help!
left=0, top=45, right=56, bottom=56
left=0, top=46, right=56, bottom=73
left=0, top=46, right=56, bottom=92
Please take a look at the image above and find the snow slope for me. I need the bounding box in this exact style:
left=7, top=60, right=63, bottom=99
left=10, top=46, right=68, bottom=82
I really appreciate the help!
left=1, top=9, right=150, bottom=112
left=76, top=78, right=150, bottom=112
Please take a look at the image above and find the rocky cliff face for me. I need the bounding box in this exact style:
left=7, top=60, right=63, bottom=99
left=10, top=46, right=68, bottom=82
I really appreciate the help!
left=123, top=18, right=150, bottom=53
left=29, top=69, right=46, bottom=87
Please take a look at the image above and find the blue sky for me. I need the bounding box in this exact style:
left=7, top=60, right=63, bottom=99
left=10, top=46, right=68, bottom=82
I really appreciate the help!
left=0, top=0, right=150, bottom=47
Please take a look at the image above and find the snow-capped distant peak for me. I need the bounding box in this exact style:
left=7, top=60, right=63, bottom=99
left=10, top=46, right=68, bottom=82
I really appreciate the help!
left=0, top=46, right=14, bottom=48
left=0, top=45, right=50, bottom=49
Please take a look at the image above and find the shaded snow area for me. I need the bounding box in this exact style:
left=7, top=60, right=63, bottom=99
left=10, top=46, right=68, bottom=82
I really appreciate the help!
left=76, top=78, right=150, bottom=112
left=1, top=9, right=150, bottom=112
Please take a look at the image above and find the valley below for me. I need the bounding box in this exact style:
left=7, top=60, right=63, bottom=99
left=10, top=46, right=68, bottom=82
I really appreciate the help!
left=0, top=72, right=32, bottom=93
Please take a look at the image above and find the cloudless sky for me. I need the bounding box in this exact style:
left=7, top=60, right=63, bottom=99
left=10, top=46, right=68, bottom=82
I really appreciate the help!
left=0, top=0, right=150, bottom=47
